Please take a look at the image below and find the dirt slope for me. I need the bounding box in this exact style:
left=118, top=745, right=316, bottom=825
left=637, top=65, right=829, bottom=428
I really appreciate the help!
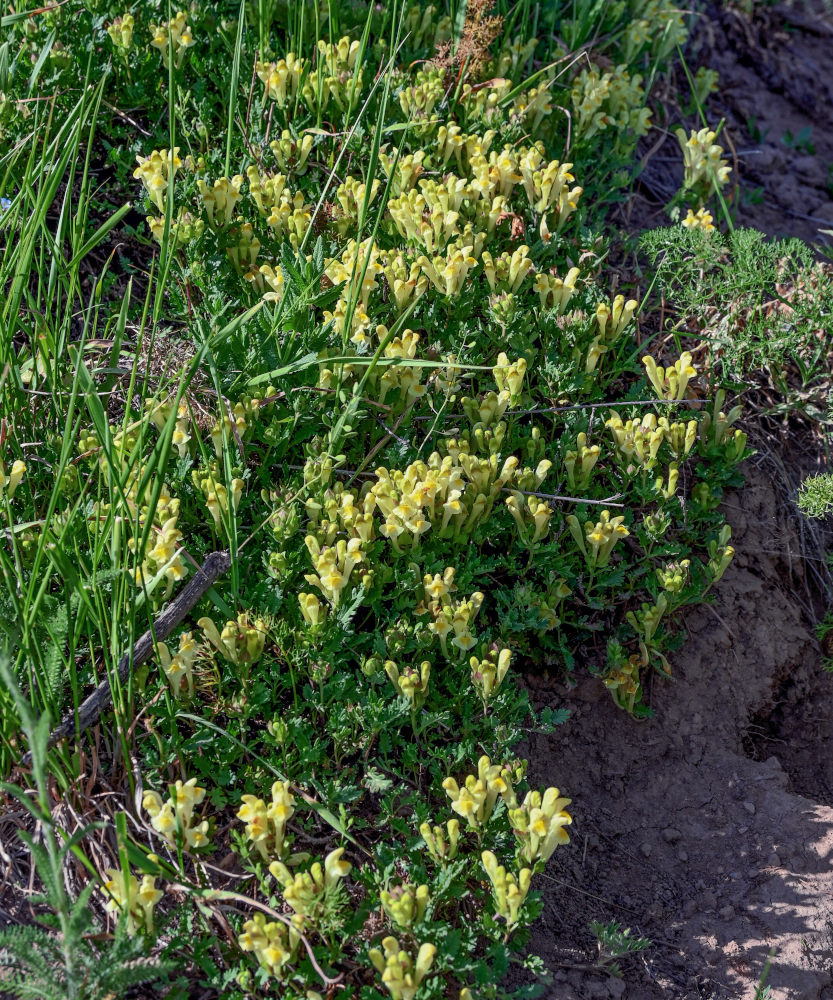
left=523, top=457, right=833, bottom=999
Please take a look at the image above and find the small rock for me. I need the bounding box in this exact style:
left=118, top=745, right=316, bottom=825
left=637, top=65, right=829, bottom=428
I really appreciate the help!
left=743, top=801, right=756, bottom=815
left=767, top=852, right=781, bottom=867
left=640, top=842, right=653, bottom=858
left=662, top=827, right=682, bottom=844
left=683, top=899, right=697, bottom=918
left=719, top=905, right=736, bottom=921
left=678, top=849, right=689, bottom=862
left=701, top=892, right=717, bottom=909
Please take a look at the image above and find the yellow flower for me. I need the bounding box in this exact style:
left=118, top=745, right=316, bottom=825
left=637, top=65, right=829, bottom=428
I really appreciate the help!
left=642, top=352, right=697, bottom=401
left=150, top=11, right=196, bottom=70
left=0, top=459, right=26, bottom=500
left=682, top=207, right=715, bottom=231
left=481, top=851, right=532, bottom=927
left=369, top=937, right=436, bottom=1000
left=508, top=787, right=572, bottom=864
left=442, top=756, right=517, bottom=830
left=381, top=883, right=429, bottom=930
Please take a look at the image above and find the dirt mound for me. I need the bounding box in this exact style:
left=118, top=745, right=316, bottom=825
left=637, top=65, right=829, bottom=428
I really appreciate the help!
left=521, top=455, right=833, bottom=999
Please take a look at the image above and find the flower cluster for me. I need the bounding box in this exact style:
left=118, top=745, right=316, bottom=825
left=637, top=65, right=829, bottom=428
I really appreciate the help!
left=442, top=755, right=518, bottom=831
left=508, top=788, right=573, bottom=864
left=676, top=127, right=732, bottom=201
left=133, top=147, right=184, bottom=212
left=198, top=613, right=266, bottom=666
left=381, top=883, right=430, bottom=930
left=238, top=912, right=302, bottom=979
left=568, top=510, right=630, bottom=569
left=269, top=847, right=351, bottom=921
left=419, top=818, right=461, bottom=864
left=107, top=14, right=134, bottom=54
left=100, top=862, right=163, bottom=936
left=469, top=646, right=512, bottom=707
left=150, top=11, right=195, bottom=70
left=481, top=850, right=532, bottom=928
left=643, top=351, right=697, bottom=401
left=237, top=780, right=295, bottom=860
left=156, top=631, right=198, bottom=699
left=369, top=937, right=436, bottom=1000
left=256, top=53, right=304, bottom=106
left=142, top=778, right=209, bottom=851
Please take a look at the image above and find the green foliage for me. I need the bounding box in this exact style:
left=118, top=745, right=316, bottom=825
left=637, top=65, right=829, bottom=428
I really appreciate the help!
left=797, top=473, right=833, bottom=520
left=589, top=919, right=651, bottom=978
left=640, top=226, right=832, bottom=391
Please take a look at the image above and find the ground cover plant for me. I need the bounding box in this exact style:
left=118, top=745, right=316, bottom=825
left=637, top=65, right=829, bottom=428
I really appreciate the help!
left=0, top=1, right=752, bottom=996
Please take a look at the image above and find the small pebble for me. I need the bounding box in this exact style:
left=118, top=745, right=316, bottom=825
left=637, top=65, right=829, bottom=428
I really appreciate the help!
left=767, top=852, right=781, bottom=867
left=719, top=904, right=736, bottom=921
left=640, top=842, right=653, bottom=858
left=663, top=827, right=682, bottom=844
left=678, top=849, right=689, bottom=862
left=743, top=801, right=756, bottom=815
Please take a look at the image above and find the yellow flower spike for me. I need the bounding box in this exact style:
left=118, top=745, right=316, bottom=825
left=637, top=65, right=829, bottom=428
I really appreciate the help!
left=470, top=647, right=512, bottom=707
left=107, top=14, right=134, bottom=52
left=142, top=778, right=207, bottom=851
left=381, top=883, right=430, bottom=930
left=149, top=11, right=196, bottom=70
left=492, top=352, right=527, bottom=397
left=481, top=851, right=532, bottom=928
left=0, top=459, right=26, bottom=500
left=419, top=818, right=460, bottom=863
left=508, top=787, right=573, bottom=864
left=676, top=126, right=731, bottom=195
left=385, top=659, right=431, bottom=711
left=642, top=352, right=697, bottom=401
left=157, top=631, right=197, bottom=699
left=255, top=53, right=305, bottom=105
left=442, top=756, right=515, bottom=830
left=238, top=912, right=293, bottom=979
left=682, top=207, right=715, bottom=231
left=656, top=559, right=691, bottom=594
left=237, top=795, right=270, bottom=858
left=101, top=866, right=162, bottom=936
left=133, top=148, right=183, bottom=213
left=368, top=936, right=437, bottom=1000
